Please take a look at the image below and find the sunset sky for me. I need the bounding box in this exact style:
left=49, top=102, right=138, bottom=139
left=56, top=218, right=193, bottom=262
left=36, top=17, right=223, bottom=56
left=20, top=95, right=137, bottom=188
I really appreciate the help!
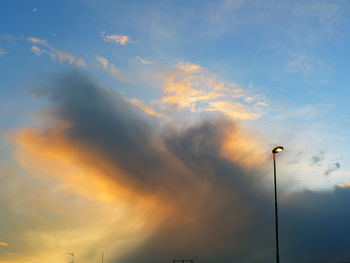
left=1, top=1, right=350, bottom=262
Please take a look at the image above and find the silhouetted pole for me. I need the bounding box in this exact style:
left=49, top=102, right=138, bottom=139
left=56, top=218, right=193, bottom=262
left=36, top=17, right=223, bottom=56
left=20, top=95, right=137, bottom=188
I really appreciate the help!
left=272, top=146, right=283, bottom=263
left=102, top=252, right=104, bottom=263
left=173, top=259, right=193, bottom=263
left=67, top=252, right=74, bottom=263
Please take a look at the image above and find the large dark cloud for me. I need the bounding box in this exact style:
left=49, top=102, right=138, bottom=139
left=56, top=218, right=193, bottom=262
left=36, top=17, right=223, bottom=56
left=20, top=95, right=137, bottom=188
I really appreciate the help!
left=40, top=71, right=350, bottom=263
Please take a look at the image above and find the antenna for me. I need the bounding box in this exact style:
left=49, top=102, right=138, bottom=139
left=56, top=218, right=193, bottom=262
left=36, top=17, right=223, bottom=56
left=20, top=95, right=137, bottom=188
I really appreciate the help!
left=173, top=259, right=193, bottom=263
left=67, top=252, right=74, bottom=263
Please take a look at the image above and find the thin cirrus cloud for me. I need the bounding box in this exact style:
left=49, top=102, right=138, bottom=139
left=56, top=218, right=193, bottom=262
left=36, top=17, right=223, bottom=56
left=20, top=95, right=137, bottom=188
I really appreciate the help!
left=126, top=98, right=169, bottom=119
left=135, top=56, right=155, bottom=65
left=205, top=100, right=261, bottom=120
left=0, top=47, right=6, bottom=57
left=28, top=37, right=86, bottom=67
left=9, top=71, right=350, bottom=263
left=101, top=31, right=131, bottom=45
left=96, top=55, right=128, bottom=81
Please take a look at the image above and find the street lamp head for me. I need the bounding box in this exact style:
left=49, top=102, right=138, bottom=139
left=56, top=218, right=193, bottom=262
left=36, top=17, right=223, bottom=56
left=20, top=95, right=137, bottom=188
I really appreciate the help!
left=272, top=146, right=284, bottom=154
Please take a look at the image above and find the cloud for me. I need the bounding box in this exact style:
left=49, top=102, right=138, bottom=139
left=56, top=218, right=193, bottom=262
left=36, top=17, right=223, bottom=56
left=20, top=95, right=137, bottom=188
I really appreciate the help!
left=101, top=32, right=131, bottom=45
left=135, top=56, right=155, bottom=65
left=159, top=62, right=267, bottom=119
left=96, top=56, right=128, bottom=81
left=312, top=151, right=325, bottom=165
left=0, top=242, right=8, bottom=246
left=280, top=187, right=350, bottom=263
left=0, top=161, right=151, bottom=263
left=126, top=98, right=169, bottom=119
left=96, top=56, right=108, bottom=69
left=0, top=47, right=6, bottom=57
left=28, top=37, right=48, bottom=45
left=8, top=71, right=350, bottom=263
left=325, top=162, right=341, bottom=176
left=12, top=71, right=272, bottom=262
left=103, top=60, right=267, bottom=122
left=206, top=100, right=260, bottom=120
left=284, top=52, right=328, bottom=75
left=28, top=37, right=86, bottom=67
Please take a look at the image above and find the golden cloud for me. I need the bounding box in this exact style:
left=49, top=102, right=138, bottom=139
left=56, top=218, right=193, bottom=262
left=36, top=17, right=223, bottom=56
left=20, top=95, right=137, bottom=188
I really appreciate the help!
left=9, top=126, right=177, bottom=263
left=158, top=62, right=268, bottom=119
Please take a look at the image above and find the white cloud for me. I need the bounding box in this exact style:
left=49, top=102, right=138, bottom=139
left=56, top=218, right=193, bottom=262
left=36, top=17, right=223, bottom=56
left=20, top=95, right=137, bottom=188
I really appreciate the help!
left=28, top=37, right=86, bottom=67
left=135, top=56, right=155, bottom=65
left=96, top=56, right=127, bottom=81
left=30, top=46, right=42, bottom=56
left=0, top=48, right=6, bottom=57
left=101, top=32, right=130, bottom=45
left=28, top=37, right=47, bottom=45
left=96, top=56, right=108, bottom=69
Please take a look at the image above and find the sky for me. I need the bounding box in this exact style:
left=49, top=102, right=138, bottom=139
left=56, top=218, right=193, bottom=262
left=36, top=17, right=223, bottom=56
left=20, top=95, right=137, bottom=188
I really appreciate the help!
left=1, top=0, right=350, bottom=262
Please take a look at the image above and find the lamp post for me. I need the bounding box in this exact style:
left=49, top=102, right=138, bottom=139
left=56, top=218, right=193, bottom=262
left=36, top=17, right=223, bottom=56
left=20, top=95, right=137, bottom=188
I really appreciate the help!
left=272, top=146, right=283, bottom=263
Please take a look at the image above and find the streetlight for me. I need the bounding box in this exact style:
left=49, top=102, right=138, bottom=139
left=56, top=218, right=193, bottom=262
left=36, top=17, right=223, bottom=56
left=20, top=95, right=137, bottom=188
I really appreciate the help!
left=272, top=146, right=283, bottom=263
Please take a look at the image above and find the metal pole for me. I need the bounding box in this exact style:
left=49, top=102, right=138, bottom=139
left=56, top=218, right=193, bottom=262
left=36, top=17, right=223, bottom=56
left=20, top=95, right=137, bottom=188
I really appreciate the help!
left=67, top=253, right=74, bottom=263
left=273, top=153, right=280, bottom=263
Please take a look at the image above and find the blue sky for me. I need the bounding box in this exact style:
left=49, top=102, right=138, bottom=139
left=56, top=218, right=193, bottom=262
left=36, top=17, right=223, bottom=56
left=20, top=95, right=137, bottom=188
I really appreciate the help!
left=1, top=0, right=350, bottom=262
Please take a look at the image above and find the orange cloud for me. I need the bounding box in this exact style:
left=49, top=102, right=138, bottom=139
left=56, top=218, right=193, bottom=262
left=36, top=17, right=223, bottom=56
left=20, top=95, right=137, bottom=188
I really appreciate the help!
left=220, top=122, right=269, bottom=168
left=127, top=98, right=169, bottom=119
left=15, top=127, right=121, bottom=202
left=10, top=126, right=177, bottom=263
left=159, top=62, right=267, bottom=119
left=206, top=100, right=261, bottom=120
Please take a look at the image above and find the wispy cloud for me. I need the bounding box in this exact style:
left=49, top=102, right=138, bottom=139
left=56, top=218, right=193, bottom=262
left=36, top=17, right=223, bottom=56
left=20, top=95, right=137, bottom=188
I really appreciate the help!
left=0, top=241, right=8, bottom=246
left=96, top=56, right=108, bottom=69
left=159, top=62, right=268, bottom=120
left=135, top=56, right=155, bottom=65
left=101, top=32, right=131, bottom=45
left=0, top=47, right=6, bottom=57
left=119, top=61, right=268, bottom=122
left=126, top=98, right=169, bottom=119
left=205, top=100, right=260, bottom=120
left=325, top=162, right=341, bottom=176
left=284, top=51, right=328, bottom=75
left=28, top=37, right=86, bottom=67
left=96, top=56, right=128, bottom=81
